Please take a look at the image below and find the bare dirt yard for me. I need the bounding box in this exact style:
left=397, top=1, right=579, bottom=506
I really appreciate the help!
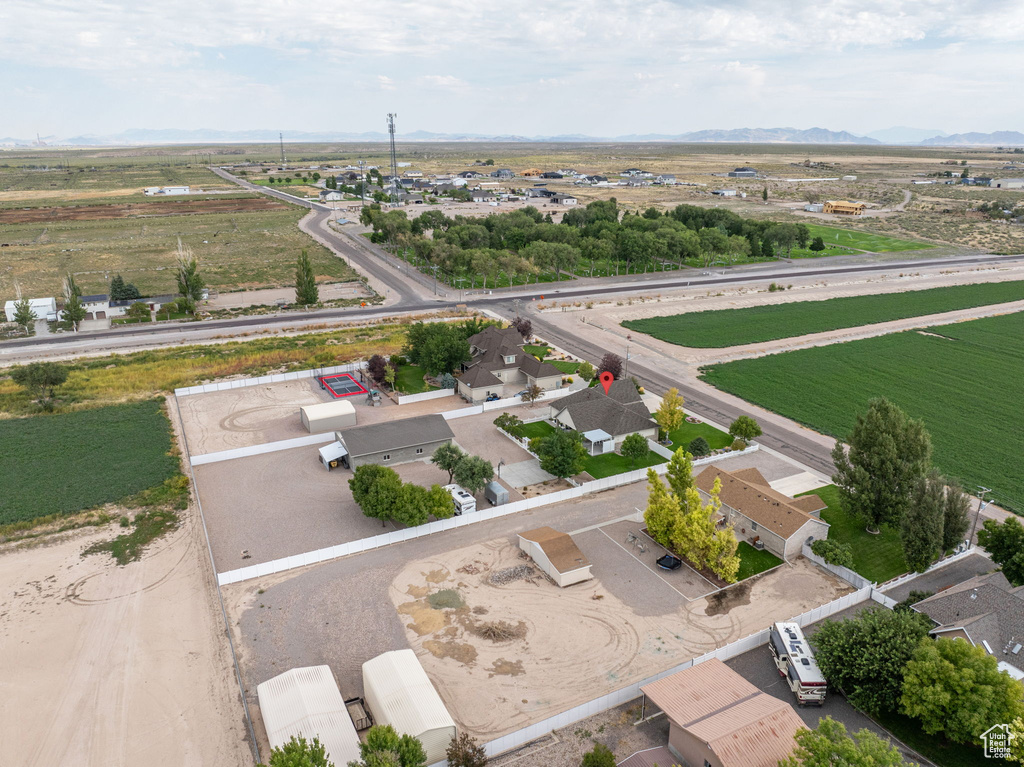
left=388, top=538, right=852, bottom=740
left=0, top=196, right=287, bottom=223
left=0, top=510, right=251, bottom=767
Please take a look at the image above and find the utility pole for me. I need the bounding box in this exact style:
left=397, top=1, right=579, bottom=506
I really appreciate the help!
left=386, top=113, right=399, bottom=204
left=430, top=265, right=440, bottom=296
left=279, top=132, right=286, bottom=167
left=625, top=334, right=632, bottom=378
left=358, top=160, right=367, bottom=212
left=969, top=486, right=992, bottom=546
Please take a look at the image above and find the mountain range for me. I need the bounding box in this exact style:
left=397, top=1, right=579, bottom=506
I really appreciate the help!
left=3, top=127, right=1023, bottom=147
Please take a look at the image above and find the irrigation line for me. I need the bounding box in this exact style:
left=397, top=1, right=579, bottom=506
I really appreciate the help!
left=173, top=394, right=261, bottom=766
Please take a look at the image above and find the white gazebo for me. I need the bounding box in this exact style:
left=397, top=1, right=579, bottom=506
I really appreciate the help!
left=581, top=429, right=613, bottom=455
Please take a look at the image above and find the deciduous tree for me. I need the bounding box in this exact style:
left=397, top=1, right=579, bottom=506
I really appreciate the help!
left=778, top=717, right=910, bottom=767
left=530, top=429, right=587, bottom=479
left=707, top=521, right=740, bottom=582
left=453, top=455, right=493, bottom=494
left=665, top=448, right=694, bottom=498
left=941, top=480, right=970, bottom=551
left=175, top=239, right=206, bottom=313
left=644, top=469, right=679, bottom=548
left=901, top=471, right=945, bottom=572
left=580, top=743, right=616, bottom=767
left=431, top=443, right=466, bottom=483
left=597, top=353, right=622, bottom=380
left=977, top=516, right=1024, bottom=586
left=10, top=361, right=69, bottom=401
left=810, top=539, right=853, bottom=568
left=295, top=249, right=319, bottom=306
left=352, top=725, right=426, bottom=767
left=729, top=415, right=762, bottom=442
left=620, top=432, right=649, bottom=468
left=349, top=465, right=403, bottom=526
left=577, top=361, right=595, bottom=381
left=509, top=316, right=532, bottom=339
left=61, top=273, right=87, bottom=331
left=445, top=732, right=487, bottom=767
left=831, top=398, right=931, bottom=533
left=426, top=484, right=455, bottom=520
left=654, top=387, right=685, bottom=439
left=265, top=734, right=333, bottom=767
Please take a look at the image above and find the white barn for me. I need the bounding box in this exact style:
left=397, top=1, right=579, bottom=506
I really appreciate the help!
left=256, top=666, right=362, bottom=767
left=4, top=297, right=57, bottom=323
left=300, top=400, right=357, bottom=433
left=362, top=650, right=456, bottom=765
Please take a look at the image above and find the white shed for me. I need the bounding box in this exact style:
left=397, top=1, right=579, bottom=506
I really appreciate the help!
left=300, top=400, right=357, bottom=433
left=362, top=650, right=456, bottom=765
left=518, top=527, right=593, bottom=587
left=256, top=665, right=362, bottom=767
left=4, top=297, right=56, bottom=323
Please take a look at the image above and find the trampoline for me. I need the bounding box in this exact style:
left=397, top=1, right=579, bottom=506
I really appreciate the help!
left=320, top=373, right=368, bottom=398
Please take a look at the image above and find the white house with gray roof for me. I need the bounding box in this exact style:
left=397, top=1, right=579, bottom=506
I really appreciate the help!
left=548, top=380, right=657, bottom=445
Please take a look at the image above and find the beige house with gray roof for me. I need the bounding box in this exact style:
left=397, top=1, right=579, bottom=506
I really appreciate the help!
left=548, top=379, right=657, bottom=445
left=457, top=325, right=563, bottom=403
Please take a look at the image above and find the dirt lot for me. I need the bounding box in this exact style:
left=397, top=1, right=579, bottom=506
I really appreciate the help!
left=389, top=538, right=851, bottom=740
left=0, top=196, right=287, bottom=223
left=0, top=510, right=252, bottom=767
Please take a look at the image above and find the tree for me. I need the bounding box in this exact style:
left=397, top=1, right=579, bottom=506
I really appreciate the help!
left=580, top=743, right=616, bottom=767
left=671, top=482, right=720, bottom=571
left=707, top=520, right=740, bottom=582
left=809, top=236, right=826, bottom=252
left=109, top=274, right=141, bottom=301
left=453, top=455, right=494, bottom=494
left=810, top=539, right=853, bottom=568
left=367, top=354, right=389, bottom=384
left=977, top=516, right=1024, bottom=586
left=12, top=295, right=34, bottom=330
left=445, top=732, right=487, bottom=767
left=811, top=608, right=932, bottom=715
left=437, top=372, right=457, bottom=389
left=125, top=301, right=150, bottom=320
left=520, top=384, right=544, bottom=405
left=530, top=429, right=588, bottom=479
left=597, top=352, right=622, bottom=380
left=778, top=717, right=910, bottom=767
left=644, top=469, right=679, bottom=548
left=295, top=249, right=320, bottom=306
left=61, top=273, right=86, bottom=331
left=493, top=413, right=524, bottom=437
left=349, top=465, right=404, bottom=526
left=577, top=361, right=596, bottom=381
left=893, top=590, right=932, bottom=613
left=654, top=388, right=685, bottom=440
left=620, top=433, right=649, bottom=468
left=393, top=483, right=432, bottom=527
left=383, top=364, right=396, bottom=391
left=352, top=725, right=426, bottom=767
left=431, top=443, right=466, bottom=483
left=665, top=448, right=694, bottom=498
left=426, top=484, right=455, bottom=520
left=729, top=415, right=762, bottom=442
left=831, top=398, right=932, bottom=533
left=901, top=471, right=945, bottom=572
left=901, top=637, right=1024, bottom=744
left=10, top=361, right=68, bottom=401
left=762, top=186, right=769, bottom=203
left=687, top=436, right=710, bottom=457
left=510, top=316, right=532, bottom=339
left=940, top=480, right=970, bottom=551
left=405, top=322, right=470, bottom=376
left=175, top=239, right=206, bottom=313
left=265, top=734, right=333, bottom=767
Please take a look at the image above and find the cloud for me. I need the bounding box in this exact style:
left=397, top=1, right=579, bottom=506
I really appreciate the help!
left=417, top=75, right=468, bottom=89
left=378, top=75, right=396, bottom=91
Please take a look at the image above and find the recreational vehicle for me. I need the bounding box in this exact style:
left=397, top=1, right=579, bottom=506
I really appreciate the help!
left=769, top=622, right=827, bottom=706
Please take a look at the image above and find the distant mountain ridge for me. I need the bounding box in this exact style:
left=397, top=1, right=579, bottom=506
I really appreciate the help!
left=2, top=127, right=1022, bottom=147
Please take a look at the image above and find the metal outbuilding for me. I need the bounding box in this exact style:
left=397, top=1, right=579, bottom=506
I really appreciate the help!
left=256, top=665, right=362, bottom=767
left=362, top=650, right=456, bottom=765
left=300, top=400, right=357, bottom=433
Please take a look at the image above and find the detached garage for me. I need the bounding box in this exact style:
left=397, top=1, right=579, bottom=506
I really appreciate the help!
left=362, top=650, right=456, bottom=765
left=256, top=665, right=362, bottom=767
left=300, top=400, right=357, bottom=433
left=518, top=527, right=593, bottom=587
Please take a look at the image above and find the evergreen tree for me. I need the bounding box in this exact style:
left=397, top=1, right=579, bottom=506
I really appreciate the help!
left=61, top=273, right=86, bottom=331
left=295, top=249, right=320, bottom=306
left=12, top=295, right=35, bottom=330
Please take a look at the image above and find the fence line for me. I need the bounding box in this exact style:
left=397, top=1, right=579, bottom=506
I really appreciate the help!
left=801, top=542, right=873, bottom=590
left=190, top=433, right=337, bottom=466
left=215, top=442, right=763, bottom=586
left=396, top=388, right=456, bottom=405
left=174, top=362, right=361, bottom=397
left=876, top=547, right=978, bottom=593
left=478, top=585, right=873, bottom=758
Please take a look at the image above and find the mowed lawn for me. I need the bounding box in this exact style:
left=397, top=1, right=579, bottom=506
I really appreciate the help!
left=701, top=312, right=1024, bottom=513
left=737, top=542, right=783, bottom=580
left=0, top=400, right=180, bottom=525
left=582, top=449, right=666, bottom=479
left=667, top=420, right=732, bottom=450
left=799, top=485, right=907, bottom=583
left=622, top=280, right=1024, bottom=348
left=393, top=364, right=434, bottom=394
left=803, top=223, right=934, bottom=253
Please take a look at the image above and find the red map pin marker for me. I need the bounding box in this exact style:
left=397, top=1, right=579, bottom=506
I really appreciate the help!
left=599, top=371, right=614, bottom=395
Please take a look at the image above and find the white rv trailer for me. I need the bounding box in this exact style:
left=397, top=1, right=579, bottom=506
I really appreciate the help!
left=769, top=621, right=827, bottom=706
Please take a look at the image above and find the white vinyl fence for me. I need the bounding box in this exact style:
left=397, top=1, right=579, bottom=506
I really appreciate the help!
left=876, top=547, right=978, bottom=593
left=801, top=542, right=873, bottom=589
left=174, top=362, right=362, bottom=397
left=396, top=388, right=457, bottom=405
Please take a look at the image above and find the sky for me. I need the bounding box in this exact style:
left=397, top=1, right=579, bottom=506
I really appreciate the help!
left=2, top=0, right=1023, bottom=140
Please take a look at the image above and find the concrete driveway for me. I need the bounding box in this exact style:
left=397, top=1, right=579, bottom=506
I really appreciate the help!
left=499, top=459, right=556, bottom=488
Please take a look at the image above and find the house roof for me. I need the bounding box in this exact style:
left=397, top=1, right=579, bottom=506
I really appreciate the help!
left=458, top=365, right=501, bottom=388
left=518, top=527, right=591, bottom=573
left=551, top=381, right=656, bottom=437
left=641, top=659, right=803, bottom=767
left=80, top=294, right=109, bottom=303
left=616, top=746, right=677, bottom=767
left=336, top=413, right=453, bottom=458
left=464, top=326, right=562, bottom=381
left=913, top=572, right=1024, bottom=669
left=695, top=466, right=826, bottom=539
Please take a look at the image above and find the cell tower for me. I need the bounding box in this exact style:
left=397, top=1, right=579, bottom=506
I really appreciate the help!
left=279, top=132, right=286, bottom=166
left=387, top=113, right=399, bottom=203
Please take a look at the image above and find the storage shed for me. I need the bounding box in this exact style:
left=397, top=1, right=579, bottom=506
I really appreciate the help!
left=300, top=400, right=357, bottom=433
left=518, top=526, right=593, bottom=587
left=362, top=650, right=456, bottom=765
left=257, top=665, right=362, bottom=767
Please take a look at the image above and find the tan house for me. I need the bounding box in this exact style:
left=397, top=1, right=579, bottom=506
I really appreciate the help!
left=695, top=467, right=829, bottom=560
left=637, top=658, right=804, bottom=767
left=823, top=200, right=866, bottom=215
left=548, top=379, right=658, bottom=446
left=518, top=526, right=593, bottom=587
left=457, top=326, right=563, bottom=403
left=521, top=168, right=544, bottom=176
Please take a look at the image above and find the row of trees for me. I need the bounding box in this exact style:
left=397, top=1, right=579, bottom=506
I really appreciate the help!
left=644, top=450, right=741, bottom=582
left=263, top=726, right=488, bottom=767
left=349, top=465, right=454, bottom=527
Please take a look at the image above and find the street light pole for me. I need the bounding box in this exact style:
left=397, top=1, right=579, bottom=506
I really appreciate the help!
left=969, top=486, right=992, bottom=547
left=625, top=334, right=632, bottom=378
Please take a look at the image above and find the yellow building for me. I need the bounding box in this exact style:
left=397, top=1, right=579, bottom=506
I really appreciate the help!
left=521, top=168, right=544, bottom=176
left=824, top=200, right=866, bottom=215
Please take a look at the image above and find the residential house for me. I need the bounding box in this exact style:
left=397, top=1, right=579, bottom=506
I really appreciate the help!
left=521, top=168, right=543, bottom=177
left=913, top=572, right=1024, bottom=678
left=630, top=658, right=803, bottom=767
left=621, top=168, right=652, bottom=178
left=491, top=169, right=514, bottom=179
left=458, top=171, right=483, bottom=179
left=656, top=174, right=677, bottom=184
left=823, top=200, right=866, bottom=215
left=403, top=171, right=423, bottom=178
left=524, top=187, right=554, bottom=198
left=456, top=326, right=563, bottom=403
left=550, top=194, right=577, bottom=205
left=80, top=294, right=111, bottom=320
left=399, top=193, right=424, bottom=205
left=540, top=171, right=564, bottom=179
left=728, top=167, right=758, bottom=178
left=319, top=189, right=344, bottom=202
left=518, top=527, right=592, bottom=587
left=548, top=380, right=658, bottom=447
left=334, top=414, right=455, bottom=470
left=695, top=466, right=829, bottom=560
left=470, top=190, right=497, bottom=203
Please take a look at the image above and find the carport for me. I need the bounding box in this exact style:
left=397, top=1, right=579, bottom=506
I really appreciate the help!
left=582, top=429, right=614, bottom=455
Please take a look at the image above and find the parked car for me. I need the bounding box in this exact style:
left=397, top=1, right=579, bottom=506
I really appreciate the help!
left=485, top=393, right=501, bottom=402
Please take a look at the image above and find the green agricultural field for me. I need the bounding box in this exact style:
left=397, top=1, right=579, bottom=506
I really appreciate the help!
left=701, top=312, right=1024, bottom=512
left=623, top=280, right=1024, bottom=348
left=0, top=207, right=359, bottom=297
left=802, top=223, right=934, bottom=253
left=0, top=400, right=180, bottom=525
left=0, top=163, right=230, bottom=195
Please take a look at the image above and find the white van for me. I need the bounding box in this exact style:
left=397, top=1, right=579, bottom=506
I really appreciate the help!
left=443, top=484, right=477, bottom=516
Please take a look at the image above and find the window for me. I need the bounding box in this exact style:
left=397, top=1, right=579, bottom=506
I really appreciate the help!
left=751, top=521, right=758, bottom=531
left=382, top=454, right=391, bottom=461
left=504, top=354, right=516, bottom=364
left=704, top=761, right=712, bottom=767
left=416, top=448, right=423, bottom=455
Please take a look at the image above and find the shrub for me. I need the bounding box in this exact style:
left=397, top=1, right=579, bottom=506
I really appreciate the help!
left=437, top=372, right=457, bottom=389
left=428, top=589, right=464, bottom=609
left=730, top=438, right=747, bottom=451
left=894, top=590, right=933, bottom=613
left=687, top=437, right=710, bottom=457
left=811, top=538, right=854, bottom=568
left=581, top=743, right=616, bottom=767
left=577, top=361, right=596, bottom=381
left=809, top=236, right=826, bottom=251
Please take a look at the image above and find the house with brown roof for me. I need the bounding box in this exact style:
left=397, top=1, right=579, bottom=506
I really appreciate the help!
left=517, top=527, right=592, bottom=587
left=548, top=380, right=658, bottom=447
left=456, top=326, right=564, bottom=403
left=823, top=200, right=866, bottom=215
left=695, top=466, right=829, bottom=560
left=629, top=658, right=803, bottom=767
left=912, top=572, right=1024, bottom=678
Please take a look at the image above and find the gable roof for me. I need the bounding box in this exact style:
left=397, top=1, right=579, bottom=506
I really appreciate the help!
left=695, top=466, right=826, bottom=539
left=458, top=365, right=501, bottom=388
left=641, top=659, right=803, bottom=767
left=336, top=414, right=453, bottom=457
left=551, top=381, right=656, bottom=437
left=463, top=326, right=562, bottom=381
left=519, top=527, right=591, bottom=573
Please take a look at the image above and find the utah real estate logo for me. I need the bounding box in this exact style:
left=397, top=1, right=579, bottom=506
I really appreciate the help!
left=981, top=723, right=1014, bottom=759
